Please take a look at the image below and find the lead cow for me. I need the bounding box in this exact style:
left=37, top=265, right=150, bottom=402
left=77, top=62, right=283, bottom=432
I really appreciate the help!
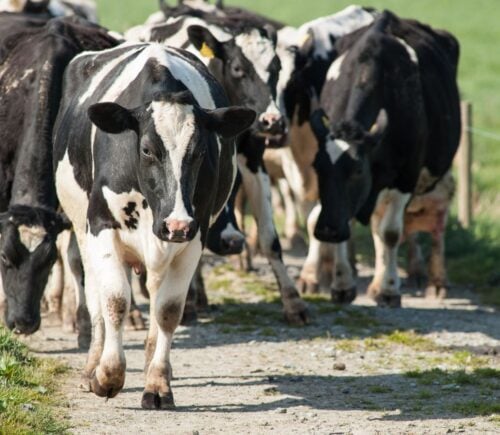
left=53, top=42, right=254, bottom=408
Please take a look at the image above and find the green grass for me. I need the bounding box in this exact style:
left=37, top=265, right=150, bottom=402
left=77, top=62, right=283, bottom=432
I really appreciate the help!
left=95, top=0, right=500, bottom=303
left=0, top=327, right=68, bottom=434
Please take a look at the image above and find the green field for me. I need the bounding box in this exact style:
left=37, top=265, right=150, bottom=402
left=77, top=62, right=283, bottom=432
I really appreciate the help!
left=95, top=0, right=499, bottom=302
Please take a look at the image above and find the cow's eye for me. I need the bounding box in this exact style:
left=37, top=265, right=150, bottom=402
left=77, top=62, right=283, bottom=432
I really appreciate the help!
left=231, top=63, right=244, bottom=78
left=141, top=146, right=154, bottom=160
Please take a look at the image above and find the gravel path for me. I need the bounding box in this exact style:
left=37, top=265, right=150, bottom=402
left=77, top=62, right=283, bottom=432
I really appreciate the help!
left=23, top=251, right=500, bottom=434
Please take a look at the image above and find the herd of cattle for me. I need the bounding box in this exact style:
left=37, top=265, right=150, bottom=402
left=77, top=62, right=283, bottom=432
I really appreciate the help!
left=0, top=0, right=460, bottom=409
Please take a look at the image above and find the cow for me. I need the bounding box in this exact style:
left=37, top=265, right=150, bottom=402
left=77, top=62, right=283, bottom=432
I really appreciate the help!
left=0, top=14, right=118, bottom=337
left=0, top=0, right=98, bottom=22
left=126, top=9, right=310, bottom=324
left=53, top=42, right=255, bottom=408
left=309, top=10, right=461, bottom=307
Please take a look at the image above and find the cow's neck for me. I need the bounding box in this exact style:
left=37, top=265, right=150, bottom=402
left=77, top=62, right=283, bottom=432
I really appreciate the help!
left=11, top=135, right=57, bottom=209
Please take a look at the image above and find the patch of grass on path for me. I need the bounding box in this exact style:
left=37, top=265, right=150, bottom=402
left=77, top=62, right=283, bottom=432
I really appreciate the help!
left=0, top=327, right=69, bottom=434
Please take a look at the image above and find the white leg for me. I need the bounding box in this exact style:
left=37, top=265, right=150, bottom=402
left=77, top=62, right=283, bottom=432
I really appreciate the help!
left=299, top=203, right=321, bottom=293
left=85, top=229, right=130, bottom=399
left=142, top=233, right=202, bottom=410
left=238, top=156, right=308, bottom=324
left=331, top=241, right=357, bottom=303
left=368, top=189, right=410, bottom=307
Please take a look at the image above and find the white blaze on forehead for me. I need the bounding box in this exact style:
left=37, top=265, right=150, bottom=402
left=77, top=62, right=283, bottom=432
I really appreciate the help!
left=18, top=225, right=46, bottom=253
left=326, top=52, right=347, bottom=82
left=235, top=29, right=276, bottom=83
left=152, top=101, right=196, bottom=223
left=395, top=37, right=418, bottom=64
left=297, top=5, right=375, bottom=59
left=326, top=138, right=350, bottom=165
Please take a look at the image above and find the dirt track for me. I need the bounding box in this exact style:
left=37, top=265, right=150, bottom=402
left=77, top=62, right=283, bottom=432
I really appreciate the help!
left=23, top=251, right=500, bottom=434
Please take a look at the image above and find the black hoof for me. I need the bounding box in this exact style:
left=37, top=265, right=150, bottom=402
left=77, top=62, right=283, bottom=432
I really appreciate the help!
left=284, top=301, right=310, bottom=326
left=89, top=371, right=123, bottom=399
left=331, top=287, right=357, bottom=305
left=374, top=293, right=401, bottom=308
left=141, top=391, right=175, bottom=410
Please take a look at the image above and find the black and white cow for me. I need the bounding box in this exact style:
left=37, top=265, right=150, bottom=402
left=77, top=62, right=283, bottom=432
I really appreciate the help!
left=310, top=11, right=461, bottom=306
left=0, top=15, right=117, bottom=335
left=53, top=42, right=254, bottom=407
left=127, top=9, right=309, bottom=324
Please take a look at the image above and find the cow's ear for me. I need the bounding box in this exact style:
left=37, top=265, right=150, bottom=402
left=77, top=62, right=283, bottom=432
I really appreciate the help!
left=368, top=108, right=388, bottom=143
left=88, top=102, right=138, bottom=134
left=298, top=29, right=314, bottom=61
left=310, top=109, right=330, bottom=144
left=263, top=24, right=277, bottom=48
left=199, top=107, right=256, bottom=139
left=187, top=25, right=224, bottom=60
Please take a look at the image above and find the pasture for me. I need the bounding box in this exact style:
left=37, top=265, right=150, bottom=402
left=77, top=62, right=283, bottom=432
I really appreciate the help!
left=1, top=1, right=499, bottom=433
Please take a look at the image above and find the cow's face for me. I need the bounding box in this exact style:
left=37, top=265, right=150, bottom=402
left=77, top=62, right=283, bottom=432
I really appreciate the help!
left=89, top=91, right=255, bottom=243
left=187, top=25, right=286, bottom=146
left=310, top=109, right=387, bottom=243
left=0, top=206, right=70, bottom=334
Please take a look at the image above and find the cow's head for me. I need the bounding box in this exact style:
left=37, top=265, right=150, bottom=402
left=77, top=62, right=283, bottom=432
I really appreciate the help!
left=310, top=108, right=387, bottom=243
left=88, top=90, right=255, bottom=243
left=0, top=205, right=71, bottom=334
left=187, top=24, right=286, bottom=146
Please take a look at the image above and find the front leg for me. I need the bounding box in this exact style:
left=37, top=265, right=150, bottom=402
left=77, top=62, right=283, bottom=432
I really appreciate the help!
left=238, top=156, right=308, bottom=325
left=426, top=209, right=449, bottom=299
left=84, top=229, right=130, bottom=399
left=142, top=234, right=202, bottom=410
left=367, top=189, right=411, bottom=308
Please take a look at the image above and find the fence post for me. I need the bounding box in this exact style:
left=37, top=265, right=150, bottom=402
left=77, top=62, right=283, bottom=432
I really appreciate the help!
left=457, top=101, right=473, bottom=228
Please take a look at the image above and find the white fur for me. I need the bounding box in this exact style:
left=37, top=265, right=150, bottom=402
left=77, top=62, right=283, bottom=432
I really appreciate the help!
left=396, top=37, right=418, bottom=64
left=151, top=101, right=195, bottom=224
left=326, top=138, right=350, bottom=165
left=326, top=52, right=347, bottom=82
left=235, top=29, right=275, bottom=83
left=297, top=5, right=376, bottom=59
left=18, top=225, right=46, bottom=252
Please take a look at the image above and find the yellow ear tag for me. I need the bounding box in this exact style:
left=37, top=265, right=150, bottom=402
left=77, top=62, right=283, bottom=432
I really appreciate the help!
left=322, top=116, right=329, bottom=128
left=299, top=32, right=311, bottom=47
left=200, top=42, right=214, bottom=58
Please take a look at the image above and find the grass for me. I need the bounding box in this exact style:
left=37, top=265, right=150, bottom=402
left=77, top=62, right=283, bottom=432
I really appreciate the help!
left=0, top=327, right=68, bottom=434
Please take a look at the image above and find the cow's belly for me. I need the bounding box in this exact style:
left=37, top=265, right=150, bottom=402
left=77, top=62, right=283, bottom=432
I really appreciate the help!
left=55, top=150, right=89, bottom=237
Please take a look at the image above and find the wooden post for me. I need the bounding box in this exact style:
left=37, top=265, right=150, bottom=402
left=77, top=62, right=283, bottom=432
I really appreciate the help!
left=457, top=101, right=473, bottom=228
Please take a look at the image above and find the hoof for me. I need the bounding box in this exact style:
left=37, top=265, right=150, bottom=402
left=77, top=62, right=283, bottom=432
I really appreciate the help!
left=331, top=287, right=357, bottom=305
left=89, top=369, right=124, bottom=399
left=78, top=372, right=92, bottom=392
left=77, top=329, right=91, bottom=350
left=374, top=293, right=402, bottom=308
left=425, top=285, right=447, bottom=299
left=141, top=391, right=175, bottom=410
left=283, top=299, right=309, bottom=326
left=297, top=278, right=319, bottom=295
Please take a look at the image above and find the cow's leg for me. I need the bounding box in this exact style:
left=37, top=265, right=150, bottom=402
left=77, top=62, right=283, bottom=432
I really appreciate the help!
left=367, top=189, right=411, bottom=308
left=426, top=210, right=449, bottom=299
left=124, top=267, right=146, bottom=331
left=181, top=262, right=203, bottom=325
left=142, top=236, right=202, bottom=410
left=298, top=204, right=321, bottom=294
left=406, top=232, right=427, bottom=289
left=331, top=242, right=357, bottom=304
left=85, top=229, right=130, bottom=399
left=277, top=178, right=302, bottom=248
left=66, top=231, right=91, bottom=349
left=238, top=158, right=308, bottom=324
left=43, top=253, right=64, bottom=325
